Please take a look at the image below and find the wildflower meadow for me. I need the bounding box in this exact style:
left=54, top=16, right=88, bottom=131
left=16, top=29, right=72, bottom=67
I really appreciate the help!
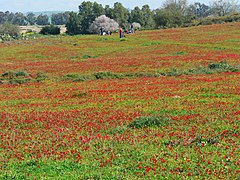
left=0, top=22, right=239, bottom=179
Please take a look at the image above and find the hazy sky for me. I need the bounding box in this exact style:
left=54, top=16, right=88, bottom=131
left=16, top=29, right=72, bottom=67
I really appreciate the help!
left=0, top=0, right=211, bottom=12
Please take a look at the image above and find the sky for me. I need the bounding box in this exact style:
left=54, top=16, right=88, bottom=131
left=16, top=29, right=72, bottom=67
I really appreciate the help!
left=0, top=0, right=211, bottom=12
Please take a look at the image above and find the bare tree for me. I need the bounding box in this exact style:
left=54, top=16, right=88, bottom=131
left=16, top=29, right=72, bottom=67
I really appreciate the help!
left=89, top=15, right=119, bottom=34
left=211, top=0, right=239, bottom=16
left=163, top=0, right=188, bottom=14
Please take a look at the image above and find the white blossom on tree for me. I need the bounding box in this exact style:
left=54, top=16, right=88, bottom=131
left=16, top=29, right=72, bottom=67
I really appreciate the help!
left=132, top=22, right=141, bottom=29
left=89, top=15, right=119, bottom=34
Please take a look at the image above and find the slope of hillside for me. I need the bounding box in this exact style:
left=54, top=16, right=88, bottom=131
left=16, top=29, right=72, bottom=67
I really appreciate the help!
left=0, top=23, right=239, bottom=179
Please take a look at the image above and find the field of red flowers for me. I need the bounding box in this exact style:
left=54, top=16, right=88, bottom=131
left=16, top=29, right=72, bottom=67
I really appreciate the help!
left=0, top=23, right=239, bottom=179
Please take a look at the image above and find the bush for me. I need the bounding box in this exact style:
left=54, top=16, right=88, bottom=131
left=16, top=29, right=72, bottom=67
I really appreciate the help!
left=40, top=25, right=60, bottom=35
left=128, top=116, right=170, bottom=129
left=93, top=71, right=123, bottom=79
left=197, top=13, right=240, bottom=26
left=167, top=68, right=182, bottom=76
left=0, top=23, right=21, bottom=40
left=15, top=70, right=28, bottom=77
left=2, top=70, right=28, bottom=77
left=208, top=61, right=230, bottom=70
left=35, top=72, right=49, bottom=82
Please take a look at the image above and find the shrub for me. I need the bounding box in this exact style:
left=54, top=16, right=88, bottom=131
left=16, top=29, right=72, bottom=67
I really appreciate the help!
left=2, top=71, right=15, bottom=77
left=40, top=25, right=60, bottom=35
left=208, top=61, right=229, bottom=70
left=62, top=73, right=92, bottom=82
left=167, top=68, right=182, bottom=76
left=128, top=116, right=170, bottom=129
left=2, top=70, right=28, bottom=77
left=9, top=78, right=31, bottom=85
left=35, top=72, right=49, bottom=82
left=15, top=70, right=28, bottom=77
left=93, top=71, right=123, bottom=79
left=0, top=23, right=21, bottom=40
left=71, top=92, right=87, bottom=98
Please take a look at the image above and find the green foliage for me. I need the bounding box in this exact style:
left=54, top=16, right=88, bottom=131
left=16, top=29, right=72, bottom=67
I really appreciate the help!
left=2, top=71, right=15, bottom=77
left=208, top=61, right=229, bottom=69
left=9, top=78, right=31, bottom=85
left=168, top=61, right=239, bottom=76
left=130, top=7, right=144, bottom=26
left=71, top=92, right=87, bottom=98
left=107, top=126, right=127, bottom=135
left=15, top=70, right=28, bottom=77
left=143, top=41, right=162, bottom=46
left=1, top=70, right=30, bottom=84
left=82, top=54, right=98, bottom=59
left=62, top=73, right=91, bottom=82
left=93, top=71, right=123, bottom=79
left=154, top=6, right=186, bottom=28
left=120, top=38, right=126, bottom=41
left=112, top=2, right=130, bottom=29
left=26, top=12, right=37, bottom=25
left=206, top=61, right=238, bottom=72
left=66, top=12, right=82, bottom=35
left=36, top=14, right=50, bottom=25
left=40, top=25, right=60, bottom=35
left=0, top=23, right=21, bottom=39
left=51, top=12, right=70, bottom=25
left=167, top=68, right=182, bottom=76
left=2, top=70, right=28, bottom=77
left=78, top=1, right=105, bottom=34
left=192, top=13, right=240, bottom=26
left=175, top=51, right=187, bottom=55
left=60, top=61, right=239, bottom=83
left=11, top=12, right=27, bottom=26
left=128, top=116, right=170, bottom=129
left=0, top=70, right=50, bottom=84
left=63, top=73, right=80, bottom=79
left=35, top=72, right=49, bottom=82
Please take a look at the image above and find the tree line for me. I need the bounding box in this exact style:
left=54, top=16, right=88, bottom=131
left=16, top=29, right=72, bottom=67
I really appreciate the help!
left=0, top=11, right=70, bottom=26
left=0, top=0, right=239, bottom=33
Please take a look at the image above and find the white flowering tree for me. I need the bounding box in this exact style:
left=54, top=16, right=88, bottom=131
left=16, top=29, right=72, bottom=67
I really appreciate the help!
left=132, top=22, right=141, bottom=30
left=89, top=15, right=119, bottom=34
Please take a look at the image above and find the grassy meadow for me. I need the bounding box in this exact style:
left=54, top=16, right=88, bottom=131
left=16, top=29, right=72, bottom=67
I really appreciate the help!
left=0, top=22, right=239, bottom=179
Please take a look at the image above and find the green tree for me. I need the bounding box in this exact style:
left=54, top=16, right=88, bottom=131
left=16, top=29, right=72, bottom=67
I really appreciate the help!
left=130, top=6, right=144, bottom=26
left=51, top=12, right=69, bottom=25
left=36, top=14, right=49, bottom=25
left=0, top=12, right=7, bottom=24
left=154, top=9, right=171, bottom=28
left=78, top=1, right=104, bottom=34
left=154, top=0, right=187, bottom=28
left=11, top=12, right=27, bottom=25
left=112, top=2, right=130, bottom=28
left=26, top=12, right=36, bottom=25
left=105, top=5, right=114, bottom=19
left=142, top=5, right=155, bottom=29
left=66, top=12, right=82, bottom=35
left=5, top=11, right=14, bottom=23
